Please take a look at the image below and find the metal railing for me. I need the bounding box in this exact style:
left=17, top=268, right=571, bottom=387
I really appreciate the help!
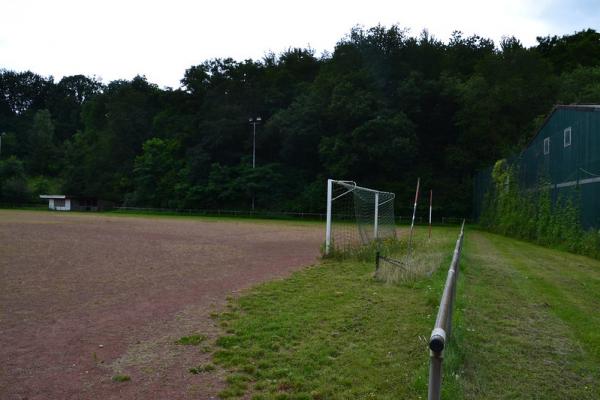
left=428, top=220, right=465, bottom=400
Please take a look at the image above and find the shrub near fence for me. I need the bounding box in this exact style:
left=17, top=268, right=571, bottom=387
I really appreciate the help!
left=479, top=160, right=600, bottom=259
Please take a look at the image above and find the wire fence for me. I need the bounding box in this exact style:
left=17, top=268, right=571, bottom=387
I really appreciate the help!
left=374, top=252, right=416, bottom=283
left=428, top=220, right=465, bottom=400
left=116, top=206, right=329, bottom=220
left=114, top=206, right=468, bottom=225
left=0, top=202, right=469, bottom=225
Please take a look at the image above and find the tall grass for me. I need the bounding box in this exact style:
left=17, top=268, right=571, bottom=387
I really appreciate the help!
left=324, top=233, right=450, bottom=284
left=375, top=236, right=449, bottom=284
left=211, top=227, right=460, bottom=399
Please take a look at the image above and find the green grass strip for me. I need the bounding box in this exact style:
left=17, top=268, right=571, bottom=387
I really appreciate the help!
left=456, top=231, right=600, bottom=399
left=211, top=228, right=459, bottom=399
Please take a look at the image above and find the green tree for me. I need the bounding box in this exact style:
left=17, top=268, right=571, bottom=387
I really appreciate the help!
left=536, top=29, right=600, bottom=74
left=27, top=109, right=58, bottom=175
left=129, top=138, right=183, bottom=207
left=558, top=66, right=600, bottom=103
left=0, top=156, right=30, bottom=202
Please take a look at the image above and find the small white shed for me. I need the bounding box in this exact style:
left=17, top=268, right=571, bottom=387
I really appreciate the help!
left=40, top=195, right=71, bottom=211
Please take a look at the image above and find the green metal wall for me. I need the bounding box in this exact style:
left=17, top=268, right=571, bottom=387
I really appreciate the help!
left=474, top=106, right=600, bottom=229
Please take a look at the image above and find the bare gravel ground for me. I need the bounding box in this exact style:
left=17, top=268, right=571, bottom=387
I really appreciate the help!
left=0, top=210, right=323, bottom=399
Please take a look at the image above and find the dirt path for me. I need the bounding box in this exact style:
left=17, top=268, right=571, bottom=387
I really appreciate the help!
left=0, top=211, right=323, bottom=399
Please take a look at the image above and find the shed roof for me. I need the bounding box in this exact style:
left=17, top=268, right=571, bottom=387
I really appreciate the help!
left=39, top=195, right=67, bottom=199
left=526, top=104, right=600, bottom=149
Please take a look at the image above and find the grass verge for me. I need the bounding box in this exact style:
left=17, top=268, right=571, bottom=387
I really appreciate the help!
left=208, top=227, right=600, bottom=399
left=454, top=230, right=600, bottom=399
left=211, top=227, right=460, bottom=399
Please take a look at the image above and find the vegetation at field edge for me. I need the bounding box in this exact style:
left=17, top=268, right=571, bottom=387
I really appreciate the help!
left=211, top=227, right=460, bottom=399
left=106, top=208, right=327, bottom=226
left=209, top=227, right=600, bottom=399
left=479, top=159, right=600, bottom=259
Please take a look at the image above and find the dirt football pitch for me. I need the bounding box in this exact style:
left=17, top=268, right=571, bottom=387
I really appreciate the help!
left=0, top=210, right=323, bottom=399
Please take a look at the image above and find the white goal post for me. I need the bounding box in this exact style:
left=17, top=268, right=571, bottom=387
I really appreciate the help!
left=325, top=179, right=396, bottom=254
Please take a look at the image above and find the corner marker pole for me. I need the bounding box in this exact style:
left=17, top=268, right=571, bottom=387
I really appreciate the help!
left=429, top=189, right=433, bottom=240
left=407, top=178, right=420, bottom=258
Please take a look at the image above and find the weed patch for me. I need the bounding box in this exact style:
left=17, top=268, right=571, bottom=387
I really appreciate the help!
left=112, top=374, right=131, bottom=382
left=175, top=334, right=206, bottom=346
left=189, top=364, right=216, bottom=374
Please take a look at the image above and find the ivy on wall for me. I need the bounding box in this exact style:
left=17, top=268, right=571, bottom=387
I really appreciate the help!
left=480, top=159, right=600, bottom=259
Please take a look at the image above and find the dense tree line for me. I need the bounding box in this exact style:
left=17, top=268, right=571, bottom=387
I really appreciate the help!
left=1, top=27, right=599, bottom=216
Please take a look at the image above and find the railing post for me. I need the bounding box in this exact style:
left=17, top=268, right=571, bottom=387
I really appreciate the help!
left=428, top=350, right=443, bottom=400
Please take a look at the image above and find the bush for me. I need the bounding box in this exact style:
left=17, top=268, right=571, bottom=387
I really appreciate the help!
left=0, top=156, right=32, bottom=203
left=480, top=159, right=600, bottom=259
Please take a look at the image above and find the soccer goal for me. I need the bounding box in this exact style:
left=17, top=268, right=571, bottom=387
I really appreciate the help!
left=325, top=179, right=396, bottom=254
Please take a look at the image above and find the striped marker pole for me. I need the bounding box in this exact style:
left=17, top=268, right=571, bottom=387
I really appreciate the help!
left=428, top=190, right=433, bottom=240
left=407, top=178, right=420, bottom=258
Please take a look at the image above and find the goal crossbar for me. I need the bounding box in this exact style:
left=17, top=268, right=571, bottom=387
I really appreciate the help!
left=334, top=180, right=395, bottom=196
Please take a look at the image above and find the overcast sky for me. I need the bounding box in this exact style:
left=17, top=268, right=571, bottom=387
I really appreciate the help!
left=1, top=0, right=598, bottom=88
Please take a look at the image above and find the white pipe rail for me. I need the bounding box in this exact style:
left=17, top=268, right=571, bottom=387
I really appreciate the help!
left=428, top=220, right=465, bottom=400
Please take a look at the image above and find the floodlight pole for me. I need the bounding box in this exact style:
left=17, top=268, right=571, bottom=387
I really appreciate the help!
left=325, top=179, right=333, bottom=255
left=249, top=117, right=262, bottom=211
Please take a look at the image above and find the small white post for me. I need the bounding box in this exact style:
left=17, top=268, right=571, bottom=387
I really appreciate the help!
left=325, top=179, right=333, bottom=254
left=373, top=192, right=379, bottom=239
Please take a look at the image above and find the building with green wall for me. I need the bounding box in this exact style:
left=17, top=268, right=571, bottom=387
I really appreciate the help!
left=474, top=104, right=600, bottom=229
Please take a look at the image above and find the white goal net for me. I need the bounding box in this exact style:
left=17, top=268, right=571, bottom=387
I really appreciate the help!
left=325, top=179, right=396, bottom=254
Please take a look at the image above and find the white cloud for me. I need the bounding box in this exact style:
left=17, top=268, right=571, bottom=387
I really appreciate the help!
left=0, top=0, right=594, bottom=87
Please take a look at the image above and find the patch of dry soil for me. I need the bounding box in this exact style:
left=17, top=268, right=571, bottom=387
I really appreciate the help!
left=0, top=211, right=322, bottom=399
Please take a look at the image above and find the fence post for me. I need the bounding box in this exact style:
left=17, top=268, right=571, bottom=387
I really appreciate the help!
left=428, top=351, right=443, bottom=400
left=374, top=192, right=379, bottom=239
left=375, top=251, right=380, bottom=272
